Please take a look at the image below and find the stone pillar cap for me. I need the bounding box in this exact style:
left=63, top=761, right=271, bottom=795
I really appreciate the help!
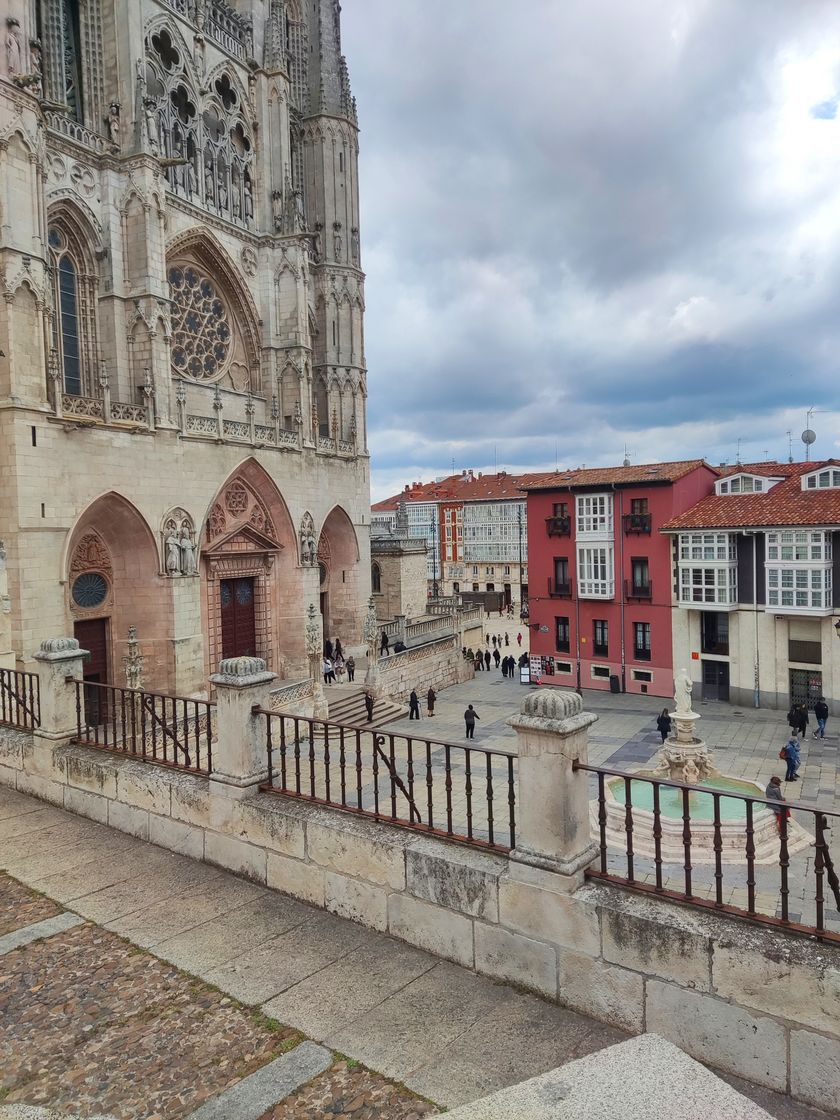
left=508, top=687, right=597, bottom=733
left=210, top=656, right=277, bottom=688
left=34, top=637, right=89, bottom=662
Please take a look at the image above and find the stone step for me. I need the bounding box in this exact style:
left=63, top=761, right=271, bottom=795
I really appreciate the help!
left=326, top=688, right=406, bottom=729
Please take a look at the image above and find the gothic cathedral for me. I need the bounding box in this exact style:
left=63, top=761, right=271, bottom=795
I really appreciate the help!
left=0, top=0, right=370, bottom=693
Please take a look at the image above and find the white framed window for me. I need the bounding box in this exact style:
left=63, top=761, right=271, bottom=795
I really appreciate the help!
left=679, top=566, right=737, bottom=606
left=766, top=530, right=831, bottom=562
left=556, top=661, right=573, bottom=674
left=472, top=565, right=478, bottom=576
left=678, top=533, right=736, bottom=562
left=591, top=665, right=611, bottom=679
left=632, top=669, right=653, bottom=682
left=577, top=545, right=615, bottom=598
left=576, top=493, right=613, bottom=538
left=803, top=469, right=840, bottom=490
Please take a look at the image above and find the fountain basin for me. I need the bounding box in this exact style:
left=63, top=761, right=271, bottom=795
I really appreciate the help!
left=595, top=775, right=812, bottom=865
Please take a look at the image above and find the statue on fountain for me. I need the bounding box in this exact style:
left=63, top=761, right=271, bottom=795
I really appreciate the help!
left=674, top=667, right=694, bottom=717
left=647, top=668, right=718, bottom=783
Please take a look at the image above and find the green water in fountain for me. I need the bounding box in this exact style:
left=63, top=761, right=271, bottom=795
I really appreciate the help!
left=609, top=776, right=761, bottom=822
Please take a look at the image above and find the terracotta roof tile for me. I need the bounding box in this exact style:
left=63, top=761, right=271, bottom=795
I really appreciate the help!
left=663, top=461, right=840, bottom=530
left=522, top=460, right=713, bottom=490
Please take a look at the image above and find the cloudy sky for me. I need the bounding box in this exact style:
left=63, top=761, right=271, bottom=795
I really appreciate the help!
left=340, top=1, right=840, bottom=502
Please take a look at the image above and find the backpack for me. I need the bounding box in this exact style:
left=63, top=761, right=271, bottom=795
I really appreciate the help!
left=779, top=747, right=787, bottom=760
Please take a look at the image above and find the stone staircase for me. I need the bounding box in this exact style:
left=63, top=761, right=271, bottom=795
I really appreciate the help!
left=325, top=684, right=406, bottom=729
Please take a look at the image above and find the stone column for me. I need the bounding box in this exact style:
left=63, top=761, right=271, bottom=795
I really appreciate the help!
left=208, top=656, right=277, bottom=797
left=33, top=637, right=89, bottom=741
left=507, top=689, right=598, bottom=887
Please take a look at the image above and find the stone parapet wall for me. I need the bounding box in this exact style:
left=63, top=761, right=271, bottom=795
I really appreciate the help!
left=1, top=725, right=840, bottom=1113
left=377, top=636, right=473, bottom=702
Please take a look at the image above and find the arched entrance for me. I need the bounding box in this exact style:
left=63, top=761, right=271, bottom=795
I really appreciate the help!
left=201, top=460, right=301, bottom=675
left=317, top=506, right=360, bottom=645
left=66, top=493, right=166, bottom=692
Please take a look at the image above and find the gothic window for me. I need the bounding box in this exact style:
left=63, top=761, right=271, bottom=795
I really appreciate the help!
left=61, top=0, right=83, bottom=120
left=48, top=221, right=97, bottom=396
left=144, top=27, right=254, bottom=226
left=37, top=0, right=104, bottom=129
left=371, top=562, right=381, bottom=594
left=167, top=251, right=255, bottom=390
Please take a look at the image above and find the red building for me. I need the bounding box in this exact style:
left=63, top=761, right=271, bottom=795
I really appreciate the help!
left=524, top=461, right=718, bottom=697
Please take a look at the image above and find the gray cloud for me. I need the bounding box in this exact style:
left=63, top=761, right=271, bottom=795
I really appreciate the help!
left=340, top=1, right=840, bottom=499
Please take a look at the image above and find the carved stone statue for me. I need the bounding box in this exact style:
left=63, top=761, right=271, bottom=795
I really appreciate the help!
left=5, top=18, right=22, bottom=78
left=188, top=152, right=198, bottom=197
left=351, top=226, right=360, bottom=265
left=204, top=150, right=215, bottom=203
left=674, top=668, right=693, bottom=716
left=218, top=176, right=228, bottom=209
left=29, top=38, right=42, bottom=95
left=179, top=529, right=197, bottom=575
left=333, top=223, right=342, bottom=259
left=244, top=177, right=253, bottom=222
left=143, top=98, right=159, bottom=153
left=107, top=102, right=121, bottom=147
left=232, top=182, right=241, bottom=219
left=299, top=512, right=316, bottom=565
left=165, top=532, right=181, bottom=575
left=272, top=189, right=283, bottom=232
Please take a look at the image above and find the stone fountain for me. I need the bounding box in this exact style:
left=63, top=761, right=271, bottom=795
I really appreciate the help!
left=596, top=669, right=812, bottom=865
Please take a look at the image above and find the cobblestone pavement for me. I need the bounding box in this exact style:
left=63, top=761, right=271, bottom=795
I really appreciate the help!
left=0, top=872, right=61, bottom=935
left=259, top=1060, right=439, bottom=1119
left=0, top=896, right=300, bottom=1118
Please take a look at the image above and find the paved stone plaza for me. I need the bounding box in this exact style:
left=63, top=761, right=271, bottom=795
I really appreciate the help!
left=1, top=787, right=832, bottom=1120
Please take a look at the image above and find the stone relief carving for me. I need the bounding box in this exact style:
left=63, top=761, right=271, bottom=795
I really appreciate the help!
left=299, top=512, right=316, bottom=565
left=70, top=532, right=112, bottom=577
left=162, top=508, right=198, bottom=576
left=207, top=481, right=277, bottom=544
left=5, top=18, right=22, bottom=78
left=107, top=102, right=121, bottom=148
left=241, top=245, right=258, bottom=276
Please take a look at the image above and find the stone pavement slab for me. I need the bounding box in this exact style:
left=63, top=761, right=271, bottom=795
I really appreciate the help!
left=0, top=911, right=85, bottom=956
left=443, top=1033, right=773, bottom=1119
left=186, top=1041, right=332, bottom=1120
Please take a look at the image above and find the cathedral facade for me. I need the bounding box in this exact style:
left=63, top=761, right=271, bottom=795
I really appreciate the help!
left=0, top=0, right=370, bottom=693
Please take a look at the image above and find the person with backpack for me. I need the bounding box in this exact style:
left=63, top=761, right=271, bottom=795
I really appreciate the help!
left=781, top=736, right=801, bottom=782
left=814, top=697, right=829, bottom=739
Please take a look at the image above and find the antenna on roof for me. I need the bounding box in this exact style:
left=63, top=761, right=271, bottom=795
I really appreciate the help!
left=786, top=431, right=793, bottom=464
left=736, top=438, right=742, bottom=465
left=623, top=444, right=630, bottom=468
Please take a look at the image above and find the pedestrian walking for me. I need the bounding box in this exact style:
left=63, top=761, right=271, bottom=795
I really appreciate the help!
left=504, top=634, right=509, bottom=647
left=656, top=709, right=672, bottom=743
left=409, top=689, right=421, bottom=719
left=464, top=704, right=480, bottom=739
left=334, top=638, right=343, bottom=660
left=380, top=631, right=390, bottom=657
left=501, top=657, right=508, bottom=679
left=334, top=652, right=345, bottom=680
left=781, top=736, right=801, bottom=782
left=492, top=635, right=497, bottom=648
left=485, top=633, right=490, bottom=646
left=364, top=690, right=374, bottom=722
left=493, top=648, right=501, bottom=668
left=324, top=638, right=334, bottom=659
left=517, top=632, right=522, bottom=646
left=323, top=656, right=336, bottom=684
left=346, top=654, right=355, bottom=682
left=765, top=776, right=790, bottom=835
left=814, top=697, right=829, bottom=739
left=484, top=649, right=491, bottom=671
left=474, top=655, right=483, bottom=672
left=788, top=702, right=808, bottom=738
left=427, top=687, right=436, bottom=717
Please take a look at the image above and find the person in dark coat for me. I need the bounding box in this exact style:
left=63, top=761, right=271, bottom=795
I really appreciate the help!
left=484, top=649, right=491, bottom=671
left=409, top=689, right=420, bottom=720
left=464, top=704, right=480, bottom=739
left=501, top=657, right=508, bottom=678
left=324, top=638, right=334, bottom=659
left=788, top=703, right=808, bottom=738
left=364, top=690, right=374, bottom=722
left=814, top=697, right=829, bottom=739
left=492, top=635, right=497, bottom=648
left=765, top=776, right=789, bottom=834
left=796, top=704, right=809, bottom=737
left=656, top=709, right=671, bottom=743
left=346, top=655, right=355, bottom=683
left=380, top=631, right=390, bottom=656
left=504, top=634, right=509, bottom=647
left=493, top=648, right=501, bottom=668
left=334, top=638, right=343, bottom=659
left=427, top=687, right=436, bottom=716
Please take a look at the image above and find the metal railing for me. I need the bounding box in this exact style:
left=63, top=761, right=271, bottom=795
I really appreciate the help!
left=257, top=710, right=516, bottom=851
left=576, top=761, right=840, bottom=944
left=622, top=513, right=652, bottom=534
left=545, top=515, right=571, bottom=537
left=624, top=579, right=652, bottom=600
left=548, top=577, right=573, bottom=598
left=72, top=680, right=214, bottom=775
left=0, top=669, right=40, bottom=731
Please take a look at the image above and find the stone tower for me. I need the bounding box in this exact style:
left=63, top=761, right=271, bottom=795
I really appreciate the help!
left=0, top=0, right=370, bottom=692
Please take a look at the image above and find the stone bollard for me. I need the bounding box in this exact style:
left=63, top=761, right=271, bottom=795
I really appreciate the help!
left=507, top=688, right=598, bottom=889
left=208, top=656, right=277, bottom=797
left=33, top=637, right=90, bottom=741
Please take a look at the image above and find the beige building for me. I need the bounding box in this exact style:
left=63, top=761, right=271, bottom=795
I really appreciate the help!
left=0, top=0, right=370, bottom=692
left=665, top=462, right=840, bottom=713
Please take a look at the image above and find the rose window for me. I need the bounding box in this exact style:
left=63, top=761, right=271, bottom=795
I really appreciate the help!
left=169, top=266, right=232, bottom=381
